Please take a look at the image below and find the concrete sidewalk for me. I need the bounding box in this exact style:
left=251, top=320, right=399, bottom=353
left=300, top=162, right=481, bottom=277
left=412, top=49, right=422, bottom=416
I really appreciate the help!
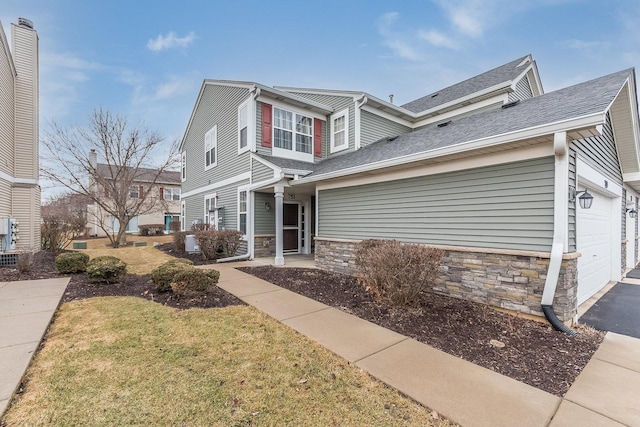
left=213, top=262, right=640, bottom=427
left=0, top=277, right=69, bottom=416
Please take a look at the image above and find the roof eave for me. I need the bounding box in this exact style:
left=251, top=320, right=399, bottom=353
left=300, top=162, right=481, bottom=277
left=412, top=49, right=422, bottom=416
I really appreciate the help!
left=413, top=81, right=513, bottom=119
left=292, top=112, right=606, bottom=186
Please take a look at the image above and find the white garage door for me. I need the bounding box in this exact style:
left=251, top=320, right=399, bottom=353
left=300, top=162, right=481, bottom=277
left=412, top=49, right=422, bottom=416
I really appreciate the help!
left=577, top=188, right=613, bottom=305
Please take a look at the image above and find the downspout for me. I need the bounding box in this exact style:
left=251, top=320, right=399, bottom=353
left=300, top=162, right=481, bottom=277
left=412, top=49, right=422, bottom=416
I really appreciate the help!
left=216, top=252, right=251, bottom=263
left=541, top=132, right=577, bottom=336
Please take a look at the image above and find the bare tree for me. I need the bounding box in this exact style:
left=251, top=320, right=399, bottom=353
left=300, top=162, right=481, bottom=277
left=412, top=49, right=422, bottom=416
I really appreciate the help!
left=41, top=192, right=90, bottom=253
left=42, top=108, right=179, bottom=247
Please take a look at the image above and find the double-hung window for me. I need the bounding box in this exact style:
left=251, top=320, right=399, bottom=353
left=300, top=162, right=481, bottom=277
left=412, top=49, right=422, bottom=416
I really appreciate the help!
left=238, top=190, right=247, bottom=236
left=330, top=108, right=349, bottom=153
left=205, top=125, right=217, bottom=170
left=129, top=185, right=140, bottom=199
left=272, top=106, right=314, bottom=161
left=164, top=187, right=181, bottom=201
left=238, top=102, right=248, bottom=153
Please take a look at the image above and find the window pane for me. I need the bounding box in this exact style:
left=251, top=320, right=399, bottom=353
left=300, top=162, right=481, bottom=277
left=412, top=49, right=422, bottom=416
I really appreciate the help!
left=296, top=134, right=312, bottom=153
left=296, top=115, right=312, bottom=135
left=335, top=116, right=345, bottom=132
left=239, top=213, right=246, bottom=234
left=274, top=129, right=292, bottom=150
left=334, top=130, right=345, bottom=147
left=240, top=127, right=247, bottom=148
left=274, top=108, right=292, bottom=130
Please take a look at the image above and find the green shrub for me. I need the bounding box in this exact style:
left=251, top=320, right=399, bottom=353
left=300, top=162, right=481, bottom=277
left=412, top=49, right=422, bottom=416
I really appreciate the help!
left=355, top=239, right=444, bottom=306
left=195, top=230, right=243, bottom=260
left=173, top=231, right=188, bottom=253
left=55, top=252, right=90, bottom=274
left=86, top=256, right=127, bottom=284
left=170, top=268, right=220, bottom=296
left=150, top=259, right=195, bottom=292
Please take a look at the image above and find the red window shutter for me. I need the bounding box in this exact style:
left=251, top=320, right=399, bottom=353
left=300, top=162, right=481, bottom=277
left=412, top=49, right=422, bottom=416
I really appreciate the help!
left=139, top=186, right=144, bottom=199
left=159, top=187, right=164, bottom=200
left=261, top=103, right=272, bottom=148
left=314, top=118, right=322, bottom=157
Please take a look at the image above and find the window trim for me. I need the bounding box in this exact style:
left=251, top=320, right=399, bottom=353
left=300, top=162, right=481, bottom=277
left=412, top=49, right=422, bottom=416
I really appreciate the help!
left=271, top=106, right=314, bottom=162
left=238, top=189, right=248, bottom=239
left=204, top=125, right=217, bottom=170
left=238, top=100, right=250, bottom=155
left=181, top=151, right=186, bottom=182
left=330, top=108, right=349, bottom=153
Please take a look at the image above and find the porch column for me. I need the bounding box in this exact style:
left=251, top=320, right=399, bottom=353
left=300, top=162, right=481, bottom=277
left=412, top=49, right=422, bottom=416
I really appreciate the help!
left=274, top=184, right=284, bottom=265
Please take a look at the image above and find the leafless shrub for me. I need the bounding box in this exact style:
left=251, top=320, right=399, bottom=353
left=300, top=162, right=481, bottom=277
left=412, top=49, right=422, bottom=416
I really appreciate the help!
left=195, top=230, right=243, bottom=260
left=355, top=239, right=444, bottom=306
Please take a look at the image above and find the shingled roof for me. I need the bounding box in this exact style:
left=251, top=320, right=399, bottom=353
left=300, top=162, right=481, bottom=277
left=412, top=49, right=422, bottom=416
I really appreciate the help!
left=96, top=164, right=180, bottom=184
left=401, top=55, right=534, bottom=114
left=296, top=68, right=632, bottom=182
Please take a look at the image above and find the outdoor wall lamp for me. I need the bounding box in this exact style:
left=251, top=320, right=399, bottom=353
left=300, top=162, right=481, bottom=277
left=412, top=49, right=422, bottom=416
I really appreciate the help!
left=264, top=202, right=271, bottom=211
left=568, top=186, right=594, bottom=209
left=627, top=208, right=638, bottom=219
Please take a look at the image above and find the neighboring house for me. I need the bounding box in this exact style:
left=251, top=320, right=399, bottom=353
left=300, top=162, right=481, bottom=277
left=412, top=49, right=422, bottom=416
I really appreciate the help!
left=0, top=18, right=40, bottom=258
left=179, top=54, right=640, bottom=325
left=87, top=151, right=181, bottom=236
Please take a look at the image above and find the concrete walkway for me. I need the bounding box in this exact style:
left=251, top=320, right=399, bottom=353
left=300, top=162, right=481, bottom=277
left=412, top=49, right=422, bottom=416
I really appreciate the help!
left=212, top=262, right=640, bottom=427
left=0, top=277, right=69, bottom=416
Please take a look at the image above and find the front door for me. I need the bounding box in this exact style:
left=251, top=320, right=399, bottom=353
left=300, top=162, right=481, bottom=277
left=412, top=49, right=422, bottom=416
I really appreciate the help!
left=283, top=203, right=299, bottom=253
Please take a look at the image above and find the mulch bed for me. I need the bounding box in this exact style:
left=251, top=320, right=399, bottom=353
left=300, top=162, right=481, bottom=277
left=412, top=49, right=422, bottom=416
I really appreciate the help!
left=238, top=266, right=605, bottom=397
left=0, top=250, right=244, bottom=310
left=1, top=247, right=605, bottom=397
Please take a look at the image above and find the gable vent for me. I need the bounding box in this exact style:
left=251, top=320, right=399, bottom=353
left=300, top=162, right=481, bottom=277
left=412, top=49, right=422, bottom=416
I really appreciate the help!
left=502, top=99, right=520, bottom=109
left=437, top=120, right=452, bottom=128
left=386, top=136, right=398, bottom=142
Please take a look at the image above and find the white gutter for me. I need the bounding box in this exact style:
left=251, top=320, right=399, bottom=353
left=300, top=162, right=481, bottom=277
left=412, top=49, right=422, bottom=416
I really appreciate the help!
left=540, top=132, right=576, bottom=335
left=292, top=111, right=604, bottom=186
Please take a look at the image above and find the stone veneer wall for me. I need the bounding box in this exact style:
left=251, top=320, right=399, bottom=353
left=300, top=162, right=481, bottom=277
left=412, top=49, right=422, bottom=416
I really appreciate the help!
left=254, top=235, right=276, bottom=258
left=315, top=238, right=578, bottom=322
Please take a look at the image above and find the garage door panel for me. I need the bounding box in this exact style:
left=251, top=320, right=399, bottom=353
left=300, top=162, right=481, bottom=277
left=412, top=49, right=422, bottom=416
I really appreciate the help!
left=577, top=188, right=613, bottom=305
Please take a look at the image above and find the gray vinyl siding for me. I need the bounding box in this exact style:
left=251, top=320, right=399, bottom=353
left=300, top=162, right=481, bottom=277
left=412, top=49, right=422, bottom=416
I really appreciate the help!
left=254, top=192, right=276, bottom=235
left=318, top=157, right=555, bottom=252
left=182, top=84, right=251, bottom=193
left=571, top=112, right=622, bottom=185
left=509, top=75, right=534, bottom=102
left=360, top=110, right=412, bottom=147
left=183, top=179, right=249, bottom=232
left=252, top=158, right=275, bottom=183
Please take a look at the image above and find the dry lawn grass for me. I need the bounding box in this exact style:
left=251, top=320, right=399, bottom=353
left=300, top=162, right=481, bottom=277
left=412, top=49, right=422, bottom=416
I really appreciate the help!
left=2, top=298, right=454, bottom=426
left=72, top=235, right=178, bottom=275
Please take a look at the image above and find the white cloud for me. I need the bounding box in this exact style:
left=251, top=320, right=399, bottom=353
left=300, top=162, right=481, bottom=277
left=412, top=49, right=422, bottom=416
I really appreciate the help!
left=565, top=39, right=609, bottom=51
left=128, top=73, right=199, bottom=104
left=418, top=29, right=458, bottom=49
left=376, top=12, right=423, bottom=61
left=147, top=31, right=196, bottom=52
left=39, top=52, right=103, bottom=119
